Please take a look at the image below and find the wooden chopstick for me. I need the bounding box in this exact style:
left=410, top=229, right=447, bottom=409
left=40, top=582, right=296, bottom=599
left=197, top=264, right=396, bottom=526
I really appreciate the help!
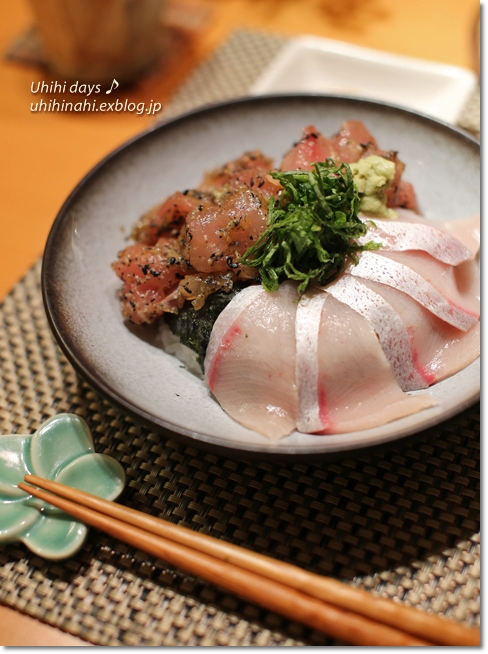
left=20, top=477, right=426, bottom=647
left=19, top=478, right=426, bottom=647
left=22, top=475, right=479, bottom=647
left=20, top=475, right=479, bottom=646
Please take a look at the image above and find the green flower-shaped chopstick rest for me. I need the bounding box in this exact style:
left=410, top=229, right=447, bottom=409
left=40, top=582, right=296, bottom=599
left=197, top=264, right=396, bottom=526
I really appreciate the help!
left=0, top=413, right=125, bottom=559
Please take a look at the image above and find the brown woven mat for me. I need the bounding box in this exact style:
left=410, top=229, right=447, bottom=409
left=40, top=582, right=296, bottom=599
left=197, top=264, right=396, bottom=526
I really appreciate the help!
left=0, top=30, right=480, bottom=646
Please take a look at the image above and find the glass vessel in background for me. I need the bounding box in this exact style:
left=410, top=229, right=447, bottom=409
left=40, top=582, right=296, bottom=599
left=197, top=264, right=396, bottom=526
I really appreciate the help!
left=28, top=0, right=164, bottom=84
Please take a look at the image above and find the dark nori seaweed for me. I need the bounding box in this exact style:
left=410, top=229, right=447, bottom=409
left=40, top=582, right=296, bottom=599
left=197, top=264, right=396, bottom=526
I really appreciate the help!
left=166, top=287, right=244, bottom=371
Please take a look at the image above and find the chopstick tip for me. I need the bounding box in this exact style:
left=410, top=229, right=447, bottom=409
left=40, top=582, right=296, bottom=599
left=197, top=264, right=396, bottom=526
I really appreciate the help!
left=17, top=481, right=34, bottom=494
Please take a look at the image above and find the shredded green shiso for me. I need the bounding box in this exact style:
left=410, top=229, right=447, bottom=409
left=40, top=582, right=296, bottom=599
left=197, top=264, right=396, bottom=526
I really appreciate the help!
left=241, top=159, right=380, bottom=293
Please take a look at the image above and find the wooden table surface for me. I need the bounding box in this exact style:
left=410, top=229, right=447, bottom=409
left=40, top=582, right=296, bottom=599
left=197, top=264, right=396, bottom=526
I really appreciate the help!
left=0, top=0, right=480, bottom=645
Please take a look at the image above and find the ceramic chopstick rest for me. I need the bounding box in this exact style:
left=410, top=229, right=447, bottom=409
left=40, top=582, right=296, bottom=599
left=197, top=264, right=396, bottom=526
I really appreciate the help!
left=0, top=414, right=125, bottom=559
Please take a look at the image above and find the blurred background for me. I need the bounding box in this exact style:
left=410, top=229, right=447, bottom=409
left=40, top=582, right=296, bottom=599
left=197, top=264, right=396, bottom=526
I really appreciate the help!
left=0, top=0, right=480, bottom=300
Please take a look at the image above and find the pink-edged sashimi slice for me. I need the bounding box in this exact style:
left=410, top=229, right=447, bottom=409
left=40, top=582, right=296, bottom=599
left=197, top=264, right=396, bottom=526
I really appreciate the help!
left=295, top=293, right=435, bottom=434
left=327, top=275, right=480, bottom=390
left=204, top=282, right=299, bottom=440
left=348, top=251, right=479, bottom=331
left=324, top=275, right=428, bottom=391
left=356, top=277, right=480, bottom=386
left=390, top=209, right=480, bottom=258
left=356, top=218, right=473, bottom=265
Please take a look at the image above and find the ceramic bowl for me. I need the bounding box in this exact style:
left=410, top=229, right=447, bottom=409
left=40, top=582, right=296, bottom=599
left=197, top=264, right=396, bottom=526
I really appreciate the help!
left=41, top=95, right=480, bottom=459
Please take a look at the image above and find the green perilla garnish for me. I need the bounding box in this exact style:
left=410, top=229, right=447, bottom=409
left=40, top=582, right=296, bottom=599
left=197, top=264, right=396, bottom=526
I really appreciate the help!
left=241, top=159, right=380, bottom=293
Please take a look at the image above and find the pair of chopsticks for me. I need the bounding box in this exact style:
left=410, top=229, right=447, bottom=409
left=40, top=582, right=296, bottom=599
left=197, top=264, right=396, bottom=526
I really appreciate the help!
left=19, top=475, right=479, bottom=647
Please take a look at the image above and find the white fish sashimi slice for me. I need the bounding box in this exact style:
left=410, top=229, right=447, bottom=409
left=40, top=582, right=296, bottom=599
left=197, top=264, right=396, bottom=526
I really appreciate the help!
left=440, top=214, right=480, bottom=257
left=356, top=219, right=472, bottom=265
left=358, top=278, right=481, bottom=385
left=295, top=292, right=327, bottom=433
left=325, top=275, right=427, bottom=391
left=348, top=251, right=478, bottom=331
left=379, top=251, right=480, bottom=317
left=297, top=294, right=435, bottom=435
left=204, top=281, right=299, bottom=440
left=389, top=209, right=480, bottom=257
left=203, top=284, right=263, bottom=371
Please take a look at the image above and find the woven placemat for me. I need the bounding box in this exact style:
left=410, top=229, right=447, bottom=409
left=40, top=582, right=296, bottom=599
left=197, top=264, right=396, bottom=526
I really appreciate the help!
left=0, top=30, right=480, bottom=646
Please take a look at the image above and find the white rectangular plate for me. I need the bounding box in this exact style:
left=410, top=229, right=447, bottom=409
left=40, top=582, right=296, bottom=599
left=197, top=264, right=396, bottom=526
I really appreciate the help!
left=249, top=36, right=477, bottom=123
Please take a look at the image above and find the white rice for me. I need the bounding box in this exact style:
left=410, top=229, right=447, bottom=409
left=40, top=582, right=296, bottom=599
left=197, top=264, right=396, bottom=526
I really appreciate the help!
left=158, top=321, right=204, bottom=379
